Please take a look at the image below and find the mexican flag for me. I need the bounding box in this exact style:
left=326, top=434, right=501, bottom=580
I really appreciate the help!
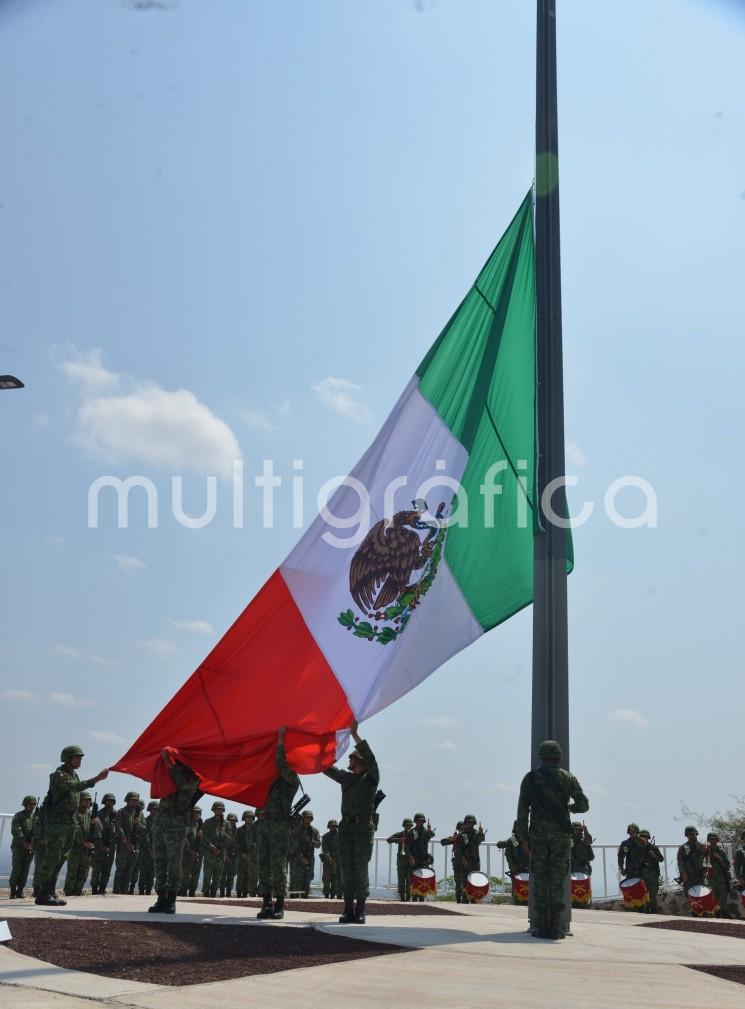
left=114, top=192, right=539, bottom=804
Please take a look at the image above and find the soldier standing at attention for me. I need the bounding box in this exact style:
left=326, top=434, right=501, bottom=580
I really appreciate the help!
left=148, top=748, right=201, bottom=914
left=458, top=815, right=487, bottom=901
left=32, top=745, right=109, bottom=906
left=90, top=793, right=116, bottom=894
left=289, top=810, right=321, bottom=898
left=617, top=823, right=647, bottom=892
left=322, top=819, right=342, bottom=898
left=440, top=821, right=464, bottom=902
left=138, top=801, right=159, bottom=896
left=128, top=801, right=145, bottom=894
left=63, top=792, right=97, bottom=896
left=9, top=796, right=36, bottom=899
left=388, top=818, right=413, bottom=901
left=201, top=801, right=227, bottom=897
left=677, top=826, right=706, bottom=900
left=323, top=720, right=380, bottom=925
left=516, top=739, right=589, bottom=940
left=245, top=809, right=259, bottom=897
left=735, top=830, right=745, bottom=888
left=569, top=821, right=594, bottom=876
left=256, top=727, right=300, bottom=920
left=707, top=832, right=733, bottom=918
left=180, top=806, right=203, bottom=897
left=498, top=820, right=530, bottom=903
left=234, top=811, right=251, bottom=898
left=638, top=829, right=663, bottom=913
left=407, top=814, right=435, bottom=901
left=112, top=791, right=141, bottom=894
left=222, top=812, right=238, bottom=897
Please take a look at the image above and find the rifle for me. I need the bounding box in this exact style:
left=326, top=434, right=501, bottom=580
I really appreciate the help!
left=91, top=791, right=99, bottom=818
left=289, top=793, right=311, bottom=819
left=372, top=789, right=386, bottom=830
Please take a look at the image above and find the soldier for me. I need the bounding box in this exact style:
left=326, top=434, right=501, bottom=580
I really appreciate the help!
left=289, top=810, right=321, bottom=898
left=406, top=813, right=435, bottom=901
left=707, top=832, right=733, bottom=919
left=323, top=720, right=380, bottom=925
left=617, top=823, right=648, bottom=897
left=138, top=801, right=159, bottom=895
left=321, top=819, right=342, bottom=899
left=32, top=745, right=109, bottom=906
left=569, top=822, right=594, bottom=876
left=638, top=829, right=663, bottom=914
left=387, top=818, right=413, bottom=901
left=9, top=796, right=37, bottom=899
left=458, top=815, right=487, bottom=902
left=256, top=727, right=300, bottom=920
left=498, top=819, right=530, bottom=903
left=149, top=748, right=201, bottom=914
left=440, top=820, right=464, bottom=903
left=234, top=810, right=255, bottom=898
left=516, top=739, right=589, bottom=940
left=90, top=793, right=117, bottom=894
left=735, top=830, right=745, bottom=887
left=202, top=801, right=228, bottom=898
left=112, top=791, right=141, bottom=893
left=180, top=806, right=203, bottom=897
left=221, top=812, right=238, bottom=897
left=63, top=792, right=97, bottom=896
left=677, top=825, right=706, bottom=901
left=244, top=809, right=259, bottom=897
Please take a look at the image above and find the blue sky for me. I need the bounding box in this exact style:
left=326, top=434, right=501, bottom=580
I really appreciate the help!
left=1, top=0, right=743, bottom=845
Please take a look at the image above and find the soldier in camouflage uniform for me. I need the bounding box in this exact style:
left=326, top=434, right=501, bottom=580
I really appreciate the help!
left=569, top=821, right=594, bottom=875
left=458, top=815, right=486, bottom=902
left=138, top=801, right=159, bottom=895
left=113, top=791, right=141, bottom=893
left=202, top=801, right=228, bottom=897
left=234, top=810, right=253, bottom=898
left=440, top=821, right=464, bottom=902
left=516, top=739, right=589, bottom=940
left=127, top=801, right=145, bottom=894
left=221, top=812, right=238, bottom=897
left=32, top=745, right=109, bottom=906
left=388, top=818, right=413, bottom=901
left=149, top=748, right=201, bottom=914
left=9, top=796, right=36, bottom=899
left=322, top=819, right=342, bottom=898
left=180, top=806, right=203, bottom=897
left=63, top=792, right=98, bottom=896
left=677, top=826, right=707, bottom=899
left=256, top=727, right=300, bottom=920
left=289, top=810, right=321, bottom=898
left=90, top=793, right=117, bottom=894
left=406, top=814, right=435, bottom=901
left=735, top=830, right=745, bottom=887
left=707, top=832, right=733, bottom=918
left=323, top=721, right=379, bottom=924
left=617, top=823, right=648, bottom=891
left=498, top=819, right=530, bottom=904
left=638, top=829, right=663, bottom=913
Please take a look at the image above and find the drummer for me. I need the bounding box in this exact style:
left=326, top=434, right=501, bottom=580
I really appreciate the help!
left=406, top=814, right=435, bottom=902
left=677, top=826, right=706, bottom=906
left=458, top=815, right=486, bottom=902
left=707, top=833, right=733, bottom=919
left=638, top=829, right=663, bottom=913
left=440, top=821, right=465, bottom=903
left=570, top=821, right=595, bottom=876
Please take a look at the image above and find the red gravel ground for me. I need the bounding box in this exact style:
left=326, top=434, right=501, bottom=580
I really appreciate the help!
left=188, top=898, right=460, bottom=916
left=5, top=918, right=411, bottom=986
left=642, top=919, right=745, bottom=940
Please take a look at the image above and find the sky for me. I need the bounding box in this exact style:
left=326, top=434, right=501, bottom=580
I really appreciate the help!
left=0, top=0, right=744, bottom=846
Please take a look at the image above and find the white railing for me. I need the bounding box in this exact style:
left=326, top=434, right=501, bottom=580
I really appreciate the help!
left=0, top=813, right=12, bottom=883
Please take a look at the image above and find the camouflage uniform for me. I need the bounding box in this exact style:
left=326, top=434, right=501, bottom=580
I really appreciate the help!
left=458, top=817, right=486, bottom=902
left=138, top=802, right=159, bottom=895
left=202, top=803, right=228, bottom=897
left=235, top=811, right=257, bottom=898
left=179, top=807, right=203, bottom=897
left=256, top=740, right=300, bottom=918
left=498, top=820, right=530, bottom=904
left=638, top=830, right=663, bottom=913
left=569, top=823, right=594, bottom=875
left=389, top=818, right=413, bottom=901
left=322, top=820, right=342, bottom=898
left=406, top=815, right=435, bottom=901
left=516, top=740, right=589, bottom=939
left=617, top=824, right=647, bottom=893
left=33, top=746, right=102, bottom=904
left=707, top=834, right=733, bottom=918
left=150, top=760, right=200, bottom=911
left=90, top=795, right=117, bottom=894
left=289, top=812, right=321, bottom=897
left=677, top=827, right=706, bottom=895
left=324, top=737, right=379, bottom=922
left=63, top=793, right=97, bottom=895
left=127, top=802, right=145, bottom=894
left=112, top=793, right=141, bottom=893
left=440, top=822, right=464, bottom=902
left=735, top=833, right=745, bottom=885
left=220, top=813, right=238, bottom=897
left=9, top=798, right=36, bottom=898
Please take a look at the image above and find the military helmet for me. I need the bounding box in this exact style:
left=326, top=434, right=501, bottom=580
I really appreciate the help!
left=147, top=801, right=159, bottom=812
left=102, top=793, right=116, bottom=802
left=639, top=829, right=651, bottom=838
left=242, top=811, right=254, bottom=821
left=538, top=739, right=562, bottom=761
left=212, top=801, right=225, bottom=812
left=61, top=745, right=85, bottom=762
left=707, top=831, right=718, bottom=841
left=136, top=800, right=145, bottom=810
left=302, top=810, right=314, bottom=820
left=414, top=812, right=426, bottom=821
left=402, top=817, right=413, bottom=827
left=79, top=791, right=92, bottom=801
left=22, top=795, right=37, bottom=805
left=124, top=791, right=140, bottom=802
left=193, top=806, right=202, bottom=814
left=327, top=819, right=338, bottom=828
left=684, top=825, right=698, bottom=836
left=456, top=821, right=464, bottom=830
left=349, top=748, right=365, bottom=763
left=227, top=813, right=238, bottom=821
left=571, top=821, right=583, bottom=829
left=627, top=823, right=640, bottom=833
left=464, top=814, right=477, bottom=824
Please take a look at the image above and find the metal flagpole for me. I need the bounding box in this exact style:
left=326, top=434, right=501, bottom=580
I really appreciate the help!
left=531, top=0, right=571, bottom=932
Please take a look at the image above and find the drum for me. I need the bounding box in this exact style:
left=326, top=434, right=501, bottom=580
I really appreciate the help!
left=687, top=884, right=718, bottom=916
left=511, top=872, right=530, bottom=905
left=620, top=876, right=648, bottom=910
left=740, top=889, right=745, bottom=911
left=465, top=871, right=490, bottom=903
left=571, top=872, right=591, bottom=907
left=410, top=867, right=436, bottom=899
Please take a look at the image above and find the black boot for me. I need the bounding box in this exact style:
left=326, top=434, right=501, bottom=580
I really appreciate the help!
left=219, top=886, right=225, bottom=897
left=257, top=893, right=274, bottom=919
left=548, top=905, right=565, bottom=940
left=531, top=907, right=549, bottom=939
left=339, top=896, right=355, bottom=924
left=188, top=888, right=196, bottom=898
left=163, top=891, right=177, bottom=914
left=148, top=892, right=167, bottom=913
left=209, top=886, right=218, bottom=898
left=9, top=888, right=17, bottom=899
left=273, top=897, right=285, bottom=919
left=354, top=898, right=366, bottom=924
left=128, top=882, right=135, bottom=895
left=35, top=893, right=66, bottom=907
left=226, top=888, right=232, bottom=898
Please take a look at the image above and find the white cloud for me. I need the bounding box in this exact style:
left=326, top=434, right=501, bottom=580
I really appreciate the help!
left=2, top=689, right=99, bottom=709
left=141, top=638, right=178, bottom=657
left=50, top=692, right=97, bottom=709
left=54, top=645, right=116, bottom=666
left=241, top=408, right=276, bottom=432
left=114, top=554, right=146, bottom=572
left=313, top=376, right=371, bottom=424
left=76, top=383, right=241, bottom=479
left=464, top=780, right=517, bottom=794
left=89, top=729, right=126, bottom=745
left=565, top=441, right=587, bottom=468
left=89, top=655, right=117, bottom=667
left=609, top=707, right=650, bottom=729
left=61, top=348, right=119, bottom=393
left=169, top=619, right=213, bottom=634
left=418, top=715, right=456, bottom=729
left=27, top=762, right=52, bottom=773
left=1, top=689, right=40, bottom=703
left=432, top=739, right=457, bottom=752
left=54, top=644, right=83, bottom=658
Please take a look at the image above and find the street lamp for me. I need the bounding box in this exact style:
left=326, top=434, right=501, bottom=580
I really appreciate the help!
left=0, top=375, right=24, bottom=390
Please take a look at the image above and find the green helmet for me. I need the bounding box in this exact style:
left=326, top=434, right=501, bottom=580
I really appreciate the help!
left=456, top=821, right=464, bottom=830
left=402, top=818, right=413, bottom=827
left=79, top=791, right=92, bottom=801
left=684, top=825, right=698, bottom=836
left=414, top=812, right=426, bottom=821
left=227, top=813, right=238, bottom=821
left=627, top=822, right=640, bottom=833
left=193, top=806, right=202, bottom=814
left=22, top=795, right=37, bottom=806
left=464, top=814, right=477, bottom=824
left=538, top=739, right=562, bottom=761
left=571, top=821, right=583, bottom=829
left=242, top=811, right=254, bottom=821
left=61, top=745, right=85, bottom=762
left=327, top=819, right=338, bottom=828
left=147, top=801, right=159, bottom=812
left=302, top=810, right=314, bottom=820
left=639, top=829, right=651, bottom=838
left=212, top=801, right=225, bottom=812
left=102, top=793, right=116, bottom=803
left=124, top=791, right=140, bottom=802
